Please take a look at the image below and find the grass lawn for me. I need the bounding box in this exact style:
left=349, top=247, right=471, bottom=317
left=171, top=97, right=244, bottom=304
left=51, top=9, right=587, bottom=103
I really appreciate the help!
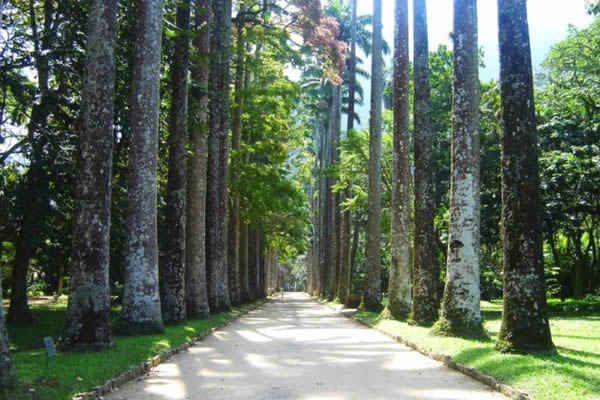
left=354, top=300, right=600, bottom=400
left=2, top=298, right=263, bottom=400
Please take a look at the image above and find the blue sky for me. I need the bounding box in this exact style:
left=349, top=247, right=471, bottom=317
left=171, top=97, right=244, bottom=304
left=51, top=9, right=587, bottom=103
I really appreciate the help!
left=351, top=0, right=594, bottom=128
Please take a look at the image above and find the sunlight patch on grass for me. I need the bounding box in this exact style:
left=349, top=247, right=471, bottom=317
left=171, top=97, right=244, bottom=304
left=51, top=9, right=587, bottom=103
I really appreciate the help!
left=354, top=303, right=600, bottom=400
left=4, top=299, right=265, bottom=400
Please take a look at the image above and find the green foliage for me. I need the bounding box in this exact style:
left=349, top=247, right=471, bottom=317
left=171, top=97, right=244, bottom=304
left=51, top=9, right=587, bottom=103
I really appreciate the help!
left=4, top=300, right=262, bottom=400
left=536, top=18, right=600, bottom=298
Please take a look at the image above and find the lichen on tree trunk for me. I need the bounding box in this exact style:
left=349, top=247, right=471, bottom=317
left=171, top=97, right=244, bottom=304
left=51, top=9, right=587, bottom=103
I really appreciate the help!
left=363, top=0, right=384, bottom=312
left=228, top=16, right=246, bottom=307
left=185, top=0, right=211, bottom=319
left=496, top=0, right=554, bottom=354
left=120, top=0, right=165, bottom=335
left=435, top=0, right=482, bottom=337
left=62, top=0, right=117, bottom=348
left=206, top=0, right=231, bottom=313
left=330, top=84, right=342, bottom=301
left=161, top=0, right=191, bottom=325
left=338, top=0, right=357, bottom=306
left=388, top=0, right=412, bottom=319
left=411, top=0, right=438, bottom=325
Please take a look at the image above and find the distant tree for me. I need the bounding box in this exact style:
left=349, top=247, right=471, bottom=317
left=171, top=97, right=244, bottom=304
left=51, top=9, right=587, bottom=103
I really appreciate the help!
left=388, top=0, right=411, bottom=319
left=496, top=0, right=554, bottom=354
left=435, top=0, right=482, bottom=336
left=537, top=19, right=600, bottom=299
left=0, top=276, right=16, bottom=387
left=120, top=0, right=165, bottom=334
left=185, top=0, right=211, bottom=319
left=362, top=0, right=383, bottom=311
left=161, top=0, right=191, bottom=324
left=62, top=0, right=118, bottom=348
left=411, top=0, right=438, bottom=325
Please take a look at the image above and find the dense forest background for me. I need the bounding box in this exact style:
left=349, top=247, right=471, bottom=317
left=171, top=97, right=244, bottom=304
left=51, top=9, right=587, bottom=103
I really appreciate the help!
left=0, top=0, right=598, bottom=332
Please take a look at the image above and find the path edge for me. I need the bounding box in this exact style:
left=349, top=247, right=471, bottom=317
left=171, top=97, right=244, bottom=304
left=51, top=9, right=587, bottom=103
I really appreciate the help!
left=314, top=296, right=530, bottom=400
left=72, top=299, right=269, bottom=400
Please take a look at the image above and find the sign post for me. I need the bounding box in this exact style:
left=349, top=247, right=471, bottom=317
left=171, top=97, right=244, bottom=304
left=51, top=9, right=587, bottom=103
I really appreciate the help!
left=43, top=336, right=56, bottom=374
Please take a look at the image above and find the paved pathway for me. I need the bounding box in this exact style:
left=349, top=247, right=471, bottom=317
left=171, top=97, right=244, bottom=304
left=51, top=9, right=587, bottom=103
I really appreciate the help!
left=107, top=293, right=506, bottom=400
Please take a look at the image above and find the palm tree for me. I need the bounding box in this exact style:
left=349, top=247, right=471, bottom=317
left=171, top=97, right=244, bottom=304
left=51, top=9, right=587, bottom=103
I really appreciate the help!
left=120, top=0, right=165, bottom=335
left=411, top=0, right=438, bottom=324
left=435, top=0, right=482, bottom=336
left=363, top=0, right=384, bottom=311
left=62, top=0, right=118, bottom=347
left=388, top=0, right=411, bottom=318
left=496, top=0, right=554, bottom=354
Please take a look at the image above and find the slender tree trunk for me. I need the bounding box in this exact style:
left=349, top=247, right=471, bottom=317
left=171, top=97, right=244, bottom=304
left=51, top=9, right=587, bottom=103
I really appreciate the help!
left=437, top=0, right=482, bottom=335
left=228, top=17, right=246, bottom=306
left=363, top=0, right=384, bottom=311
left=219, top=0, right=233, bottom=308
left=0, top=275, right=16, bottom=387
left=161, top=0, right=191, bottom=325
left=411, top=0, right=438, bottom=325
left=206, top=0, right=232, bottom=312
left=572, top=229, right=586, bottom=298
left=345, top=216, right=360, bottom=306
left=496, top=0, right=554, bottom=353
left=388, top=0, right=412, bottom=319
left=589, top=229, right=597, bottom=293
left=56, top=262, right=64, bottom=296
left=239, top=221, right=250, bottom=302
left=318, top=101, right=330, bottom=299
left=120, top=0, right=165, bottom=335
left=338, top=0, right=357, bottom=306
left=185, top=0, right=211, bottom=319
left=62, top=0, right=117, bottom=348
left=323, top=94, right=334, bottom=300
left=259, top=233, right=266, bottom=297
left=7, top=0, right=54, bottom=323
left=331, top=84, right=342, bottom=301
left=247, top=228, right=257, bottom=300
left=239, top=59, right=253, bottom=303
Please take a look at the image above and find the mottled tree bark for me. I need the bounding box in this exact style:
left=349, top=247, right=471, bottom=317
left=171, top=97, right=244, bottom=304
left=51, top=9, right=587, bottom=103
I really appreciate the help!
left=318, top=100, right=330, bottom=299
left=0, top=277, right=16, bottom=387
left=496, top=0, right=554, bottom=353
left=411, top=0, right=438, bottom=325
left=437, top=0, right=482, bottom=336
left=388, top=0, right=412, bottom=319
left=330, top=84, right=342, bottom=301
left=62, top=0, right=117, bottom=348
left=218, top=0, right=233, bottom=307
left=337, top=0, right=357, bottom=307
left=161, top=0, right=191, bottom=325
left=363, top=0, right=384, bottom=311
left=120, top=0, right=165, bottom=335
left=310, top=117, right=321, bottom=295
left=206, top=0, right=231, bottom=313
left=228, top=17, right=246, bottom=306
left=185, top=0, right=211, bottom=319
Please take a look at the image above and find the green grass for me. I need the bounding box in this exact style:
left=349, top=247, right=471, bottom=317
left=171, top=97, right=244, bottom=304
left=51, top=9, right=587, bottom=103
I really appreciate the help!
left=2, top=299, right=263, bottom=400
left=354, top=300, right=600, bottom=400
